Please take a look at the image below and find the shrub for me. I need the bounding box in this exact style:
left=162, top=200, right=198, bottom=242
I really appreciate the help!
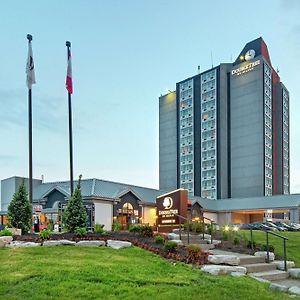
left=7, top=181, right=32, bottom=234
left=207, top=223, right=214, bottom=235
left=94, top=223, right=106, bottom=235
left=233, top=237, right=240, bottom=245
left=187, top=244, right=202, bottom=263
left=154, top=235, right=164, bottom=244
left=262, top=244, right=275, bottom=252
left=0, top=227, right=13, bottom=236
left=39, top=229, right=51, bottom=240
left=74, top=227, right=87, bottom=237
left=191, top=222, right=205, bottom=233
left=63, top=175, right=87, bottom=232
left=140, top=225, right=153, bottom=237
left=247, top=240, right=256, bottom=248
left=164, top=241, right=177, bottom=252
left=222, top=231, right=229, bottom=241
left=112, top=221, right=122, bottom=231
left=129, top=225, right=142, bottom=233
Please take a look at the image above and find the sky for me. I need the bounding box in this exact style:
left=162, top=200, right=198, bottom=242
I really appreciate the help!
left=0, top=0, right=300, bottom=191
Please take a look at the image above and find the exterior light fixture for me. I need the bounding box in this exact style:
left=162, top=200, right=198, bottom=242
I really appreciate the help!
left=240, top=55, right=244, bottom=61
left=233, top=225, right=239, bottom=232
left=224, top=225, right=230, bottom=231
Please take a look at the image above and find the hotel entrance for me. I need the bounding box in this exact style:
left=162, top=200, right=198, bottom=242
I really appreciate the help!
left=117, top=202, right=139, bottom=228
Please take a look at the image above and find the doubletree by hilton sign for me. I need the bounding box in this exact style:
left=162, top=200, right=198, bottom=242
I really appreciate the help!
left=231, top=60, right=261, bottom=76
left=156, top=189, right=188, bottom=229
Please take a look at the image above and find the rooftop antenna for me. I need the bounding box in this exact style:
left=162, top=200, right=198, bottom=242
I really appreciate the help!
left=210, top=51, right=214, bottom=68
left=197, top=65, right=201, bottom=74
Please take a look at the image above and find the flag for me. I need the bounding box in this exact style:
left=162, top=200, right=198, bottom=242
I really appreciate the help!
left=26, top=42, right=36, bottom=89
left=66, top=47, right=73, bottom=94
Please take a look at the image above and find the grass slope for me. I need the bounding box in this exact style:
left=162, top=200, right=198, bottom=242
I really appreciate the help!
left=0, top=246, right=291, bottom=300
left=240, top=230, right=300, bottom=266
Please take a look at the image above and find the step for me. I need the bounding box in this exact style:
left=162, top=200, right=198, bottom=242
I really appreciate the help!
left=243, top=263, right=277, bottom=273
left=250, top=270, right=289, bottom=281
left=239, top=256, right=265, bottom=265
left=192, top=243, right=215, bottom=250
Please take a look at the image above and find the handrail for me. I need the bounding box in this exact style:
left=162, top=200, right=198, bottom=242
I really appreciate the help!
left=174, top=213, right=215, bottom=245
left=266, top=231, right=288, bottom=271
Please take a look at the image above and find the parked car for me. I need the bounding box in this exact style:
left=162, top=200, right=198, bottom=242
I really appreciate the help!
left=274, top=222, right=298, bottom=232
left=290, top=223, right=300, bottom=231
left=266, top=221, right=285, bottom=231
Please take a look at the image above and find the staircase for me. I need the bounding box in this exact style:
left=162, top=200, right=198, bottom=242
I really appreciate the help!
left=180, top=234, right=215, bottom=250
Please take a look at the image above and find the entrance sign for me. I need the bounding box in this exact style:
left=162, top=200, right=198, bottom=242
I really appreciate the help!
left=156, top=189, right=188, bottom=231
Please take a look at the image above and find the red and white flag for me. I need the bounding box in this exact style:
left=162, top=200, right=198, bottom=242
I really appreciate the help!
left=66, top=47, right=73, bottom=94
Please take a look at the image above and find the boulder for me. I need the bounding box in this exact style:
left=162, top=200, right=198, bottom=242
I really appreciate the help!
left=254, top=251, right=275, bottom=262
left=76, top=241, right=105, bottom=247
left=43, top=240, right=64, bottom=246
left=289, top=268, right=300, bottom=279
left=60, top=240, right=76, bottom=246
left=0, top=236, right=13, bottom=245
left=208, top=255, right=240, bottom=266
left=231, top=272, right=245, bottom=277
left=107, top=240, right=132, bottom=250
left=269, top=283, right=289, bottom=293
left=206, top=239, right=221, bottom=245
left=288, top=286, right=300, bottom=296
left=6, top=241, right=40, bottom=248
left=8, top=228, right=22, bottom=236
left=271, top=260, right=295, bottom=271
left=201, top=265, right=247, bottom=275
left=168, top=233, right=180, bottom=240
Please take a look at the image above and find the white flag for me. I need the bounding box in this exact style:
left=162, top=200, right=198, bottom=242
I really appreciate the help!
left=26, top=42, right=36, bottom=88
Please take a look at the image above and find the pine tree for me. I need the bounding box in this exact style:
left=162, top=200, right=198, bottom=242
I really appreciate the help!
left=7, top=181, right=32, bottom=234
left=63, top=175, right=87, bottom=232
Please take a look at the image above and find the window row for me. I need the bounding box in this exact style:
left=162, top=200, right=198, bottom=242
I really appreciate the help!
left=201, top=90, right=215, bottom=102
left=179, top=80, right=192, bottom=91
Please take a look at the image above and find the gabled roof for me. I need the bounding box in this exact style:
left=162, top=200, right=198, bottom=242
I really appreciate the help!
left=33, top=178, right=167, bottom=204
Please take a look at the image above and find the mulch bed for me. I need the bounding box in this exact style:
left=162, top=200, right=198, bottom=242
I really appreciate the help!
left=13, top=231, right=209, bottom=266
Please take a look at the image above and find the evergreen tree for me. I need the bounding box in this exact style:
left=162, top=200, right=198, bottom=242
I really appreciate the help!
left=7, top=181, right=32, bottom=234
left=63, top=175, right=87, bottom=232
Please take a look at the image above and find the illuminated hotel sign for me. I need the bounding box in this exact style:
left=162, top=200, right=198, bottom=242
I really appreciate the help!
left=156, top=189, right=188, bottom=229
left=231, top=60, right=260, bottom=76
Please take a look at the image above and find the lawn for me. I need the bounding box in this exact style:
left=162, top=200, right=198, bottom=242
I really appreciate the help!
left=240, top=230, right=300, bottom=266
left=0, top=246, right=291, bottom=300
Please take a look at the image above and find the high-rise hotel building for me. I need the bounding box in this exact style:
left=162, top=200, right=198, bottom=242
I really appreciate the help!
left=159, top=37, right=290, bottom=199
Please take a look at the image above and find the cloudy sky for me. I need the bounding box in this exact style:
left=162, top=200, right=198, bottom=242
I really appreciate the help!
left=0, top=0, right=300, bottom=191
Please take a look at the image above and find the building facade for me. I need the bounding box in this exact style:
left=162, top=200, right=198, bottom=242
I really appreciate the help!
left=159, top=37, right=290, bottom=199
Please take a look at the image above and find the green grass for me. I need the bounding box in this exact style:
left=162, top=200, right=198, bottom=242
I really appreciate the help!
left=0, top=246, right=292, bottom=299
left=240, top=230, right=300, bottom=266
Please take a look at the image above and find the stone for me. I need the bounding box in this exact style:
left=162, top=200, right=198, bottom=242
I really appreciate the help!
left=201, top=265, right=247, bottom=275
left=231, top=272, right=245, bottom=277
left=8, top=228, right=22, bottom=236
left=6, top=241, right=40, bottom=248
left=168, top=233, right=180, bottom=240
left=254, top=251, right=275, bottom=262
left=203, top=234, right=211, bottom=240
left=60, top=240, right=76, bottom=246
left=107, top=240, right=132, bottom=250
left=288, top=286, right=300, bottom=296
left=0, top=236, right=13, bottom=245
left=0, top=240, right=5, bottom=248
left=76, top=241, right=105, bottom=247
left=208, top=255, right=240, bottom=266
left=269, top=283, right=289, bottom=293
left=206, top=239, right=221, bottom=245
left=249, top=275, right=271, bottom=284
left=171, top=240, right=183, bottom=245
left=43, top=240, right=64, bottom=246
left=271, top=260, right=295, bottom=271
left=289, top=268, right=300, bottom=279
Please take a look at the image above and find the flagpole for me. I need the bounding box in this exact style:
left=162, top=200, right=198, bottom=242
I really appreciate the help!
left=66, top=41, right=74, bottom=195
left=27, top=34, right=33, bottom=204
